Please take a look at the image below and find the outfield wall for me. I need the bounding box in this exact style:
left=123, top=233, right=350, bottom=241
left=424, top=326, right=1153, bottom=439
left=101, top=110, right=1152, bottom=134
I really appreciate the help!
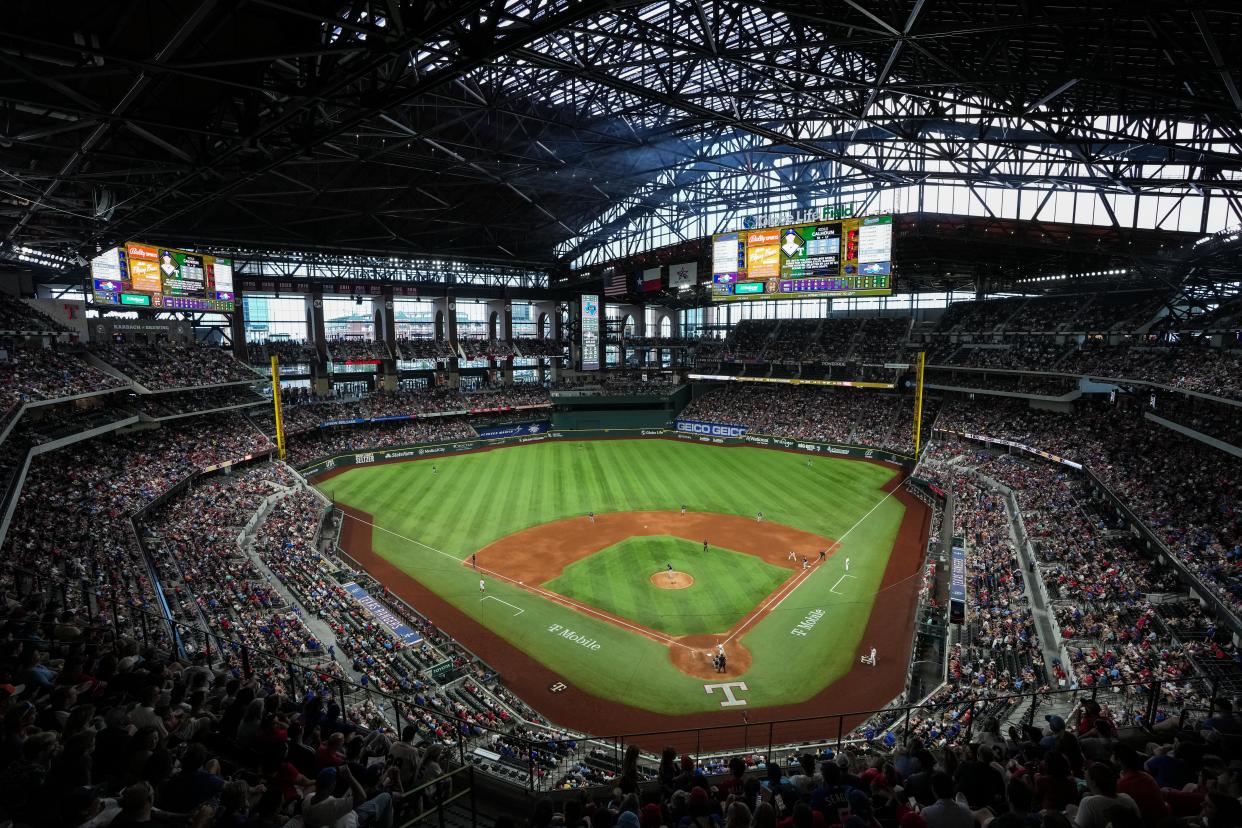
left=298, top=426, right=914, bottom=477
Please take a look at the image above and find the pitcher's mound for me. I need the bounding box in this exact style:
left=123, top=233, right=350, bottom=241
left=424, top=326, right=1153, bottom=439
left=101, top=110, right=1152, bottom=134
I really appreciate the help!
left=651, top=571, right=694, bottom=589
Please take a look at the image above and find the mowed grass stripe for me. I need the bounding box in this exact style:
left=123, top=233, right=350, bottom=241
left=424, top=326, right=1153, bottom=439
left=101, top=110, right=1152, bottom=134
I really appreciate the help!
left=321, top=440, right=907, bottom=713
left=543, top=536, right=791, bottom=637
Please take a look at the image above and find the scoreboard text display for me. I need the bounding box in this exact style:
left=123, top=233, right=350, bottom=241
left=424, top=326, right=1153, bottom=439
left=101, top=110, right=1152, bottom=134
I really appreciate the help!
left=580, top=294, right=600, bottom=371
left=90, top=242, right=236, bottom=312
left=711, top=214, right=893, bottom=301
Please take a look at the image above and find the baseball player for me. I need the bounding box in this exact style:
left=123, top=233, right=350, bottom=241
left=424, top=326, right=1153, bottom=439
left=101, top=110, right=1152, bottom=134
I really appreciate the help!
left=801, top=556, right=809, bottom=570
left=471, top=553, right=477, bottom=569
left=845, top=557, right=850, bottom=572
left=479, top=578, right=486, bottom=596
left=868, top=647, right=877, bottom=665
left=681, top=504, right=687, bottom=516
left=818, top=549, right=827, bottom=564
left=702, top=538, right=709, bottom=554
left=588, top=511, right=595, bottom=524
left=432, top=464, right=438, bottom=475
left=666, top=563, right=674, bottom=582
left=787, top=550, right=797, bottom=562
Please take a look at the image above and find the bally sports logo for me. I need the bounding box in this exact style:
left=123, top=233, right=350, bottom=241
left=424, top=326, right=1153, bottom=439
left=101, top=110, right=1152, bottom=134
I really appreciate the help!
left=675, top=420, right=747, bottom=438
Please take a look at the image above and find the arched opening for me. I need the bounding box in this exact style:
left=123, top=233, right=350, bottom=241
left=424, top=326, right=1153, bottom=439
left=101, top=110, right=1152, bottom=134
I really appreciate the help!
left=659, top=315, right=673, bottom=337
left=621, top=314, right=636, bottom=337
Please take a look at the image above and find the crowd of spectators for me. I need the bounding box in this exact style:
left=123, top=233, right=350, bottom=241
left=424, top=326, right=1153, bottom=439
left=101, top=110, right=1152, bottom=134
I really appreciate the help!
left=1145, top=393, right=1242, bottom=446
left=851, top=317, right=912, bottom=364
left=285, top=418, right=476, bottom=466
left=92, top=343, right=258, bottom=390
left=0, top=344, right=130, bottom=417
left=680, top=386, right=928, bottom=454
left=924, top=368, right=1079, bottom=396
left=1059, top=342, right=1242, bottom=400
left=526, top=693, right=1242, bottom=828
left=511, top=338, right=564, bottom=358
left=393, top=338, right=457, bottom=360
left=134, top=388, right=267, bottom=419
left=1, top=414, right=273, bottom=649
left=0, top=296, right=69, bottom=332
left=938, top=396, right=1242, bottom=638
left=929, top=340, right=1071, bottom=371
left=247, top=340, right=320, bottom=367
left=928, top=435, right=1242, bottom=732
left=694, top=317, right=910, bottom=366
left=253, top=387, right=551, bottom=440
left=763, top=320, right=821, bottom=363
left=934, top=291, right=1165, bottom=334
left=459, top=339, right=515, bottom=360
left=326, top=339, right=391, bottom=362
left=616, top=336, right=694, bottom=347
left=550, top=375, right=680, bottom=396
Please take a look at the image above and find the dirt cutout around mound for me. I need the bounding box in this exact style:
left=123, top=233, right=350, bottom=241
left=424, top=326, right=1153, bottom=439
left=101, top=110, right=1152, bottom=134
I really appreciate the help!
left=651, top=571, right=695, bottom=589
left=473, top=510, right=835, bottom=680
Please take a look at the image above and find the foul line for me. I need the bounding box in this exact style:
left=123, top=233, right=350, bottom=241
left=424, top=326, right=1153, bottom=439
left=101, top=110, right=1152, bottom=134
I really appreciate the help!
left=723, top=472, right=918, bottom=642
left=720, top=565, right=811, bottom=646
left=481, top=595, right=524, bottom=616
left=829, top=573, right=857, bottom=594
left=336, top=510, right=695, bottom=651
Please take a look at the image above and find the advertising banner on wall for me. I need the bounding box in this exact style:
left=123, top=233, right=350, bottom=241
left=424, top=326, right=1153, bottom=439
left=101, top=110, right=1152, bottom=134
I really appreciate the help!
left=297, top=427, right=913, bottom=477
left=675, top=419, right=748, bottom=437
left=474, top=421, right=550, bottom=439
left=949, top=542, right=967, bottom=625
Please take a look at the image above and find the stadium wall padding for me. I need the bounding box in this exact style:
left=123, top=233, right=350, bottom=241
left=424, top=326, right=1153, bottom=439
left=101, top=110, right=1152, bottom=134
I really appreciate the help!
left=298, top=427, right=913, bottom=477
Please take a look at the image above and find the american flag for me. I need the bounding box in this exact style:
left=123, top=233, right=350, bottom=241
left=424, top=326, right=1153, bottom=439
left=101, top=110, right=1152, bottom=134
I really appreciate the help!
left=603, top=267, right=627, bottom=297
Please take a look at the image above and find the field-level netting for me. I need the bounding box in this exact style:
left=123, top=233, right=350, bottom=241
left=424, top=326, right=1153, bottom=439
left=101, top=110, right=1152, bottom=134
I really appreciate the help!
left=318, top=439, right=915, bottom=718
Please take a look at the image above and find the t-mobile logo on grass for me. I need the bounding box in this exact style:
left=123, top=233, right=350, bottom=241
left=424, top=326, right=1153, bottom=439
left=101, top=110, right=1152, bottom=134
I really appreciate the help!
left=704, top=682, right=749, bottom=707
left=790, top=608, right=825, bottom=637
left=547, top=624, right=602, bottom=651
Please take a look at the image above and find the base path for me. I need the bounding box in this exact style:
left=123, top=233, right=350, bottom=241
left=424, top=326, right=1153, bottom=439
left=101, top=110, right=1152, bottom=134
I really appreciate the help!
left=477, top=510, right=832, bottom=583
left=478, top=510, right=832, bottom=679
left=333, top=460, right=930, bottom=748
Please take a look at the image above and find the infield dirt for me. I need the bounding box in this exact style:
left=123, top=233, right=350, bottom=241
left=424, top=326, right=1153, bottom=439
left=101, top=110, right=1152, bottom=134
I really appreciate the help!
left=473, top=510, right=833, bottom=679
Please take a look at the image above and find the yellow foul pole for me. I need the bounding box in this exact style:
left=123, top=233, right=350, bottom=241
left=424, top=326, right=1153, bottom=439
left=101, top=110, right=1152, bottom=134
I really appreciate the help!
left=270, top=356, right=286, bottom=461
left=912, top=350, right=926, bottom=456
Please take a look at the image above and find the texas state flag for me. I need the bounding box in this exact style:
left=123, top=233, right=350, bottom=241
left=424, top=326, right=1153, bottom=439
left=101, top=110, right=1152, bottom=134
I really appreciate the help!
left=638, top=267, right=662, bottom=292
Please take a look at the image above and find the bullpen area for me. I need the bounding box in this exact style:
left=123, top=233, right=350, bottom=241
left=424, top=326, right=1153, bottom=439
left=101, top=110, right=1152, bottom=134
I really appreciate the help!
left=315, top=437, right=929, bottom=739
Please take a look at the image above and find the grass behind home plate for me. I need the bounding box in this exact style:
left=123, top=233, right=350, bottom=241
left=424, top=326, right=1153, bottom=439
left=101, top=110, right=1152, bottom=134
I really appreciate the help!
left=320, top=439, right=906, bottom=714
left=543, top=536, right=791, bottom=637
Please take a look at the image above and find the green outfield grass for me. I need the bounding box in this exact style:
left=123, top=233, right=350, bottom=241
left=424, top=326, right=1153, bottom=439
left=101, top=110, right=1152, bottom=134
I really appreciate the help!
left=543, top=536, right=790, bottom=637
left=320, top=439, right=907, bottom=714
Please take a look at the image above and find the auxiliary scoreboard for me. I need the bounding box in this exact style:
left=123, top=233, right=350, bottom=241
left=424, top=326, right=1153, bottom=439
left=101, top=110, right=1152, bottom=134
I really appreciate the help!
left=711, top=214, right=893, bottom=301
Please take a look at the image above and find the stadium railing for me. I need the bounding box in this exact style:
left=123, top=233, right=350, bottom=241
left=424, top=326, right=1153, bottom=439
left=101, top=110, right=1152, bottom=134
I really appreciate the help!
left=935, top=426, right=1242, bottom=636
left=6, top=556, right=1226, bottom=794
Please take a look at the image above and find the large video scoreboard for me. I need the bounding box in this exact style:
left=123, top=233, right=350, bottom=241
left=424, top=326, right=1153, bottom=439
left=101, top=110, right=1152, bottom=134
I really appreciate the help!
left=711, top=215, right=893, bottom=301
left=90, top=242, right=236, bottom=312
